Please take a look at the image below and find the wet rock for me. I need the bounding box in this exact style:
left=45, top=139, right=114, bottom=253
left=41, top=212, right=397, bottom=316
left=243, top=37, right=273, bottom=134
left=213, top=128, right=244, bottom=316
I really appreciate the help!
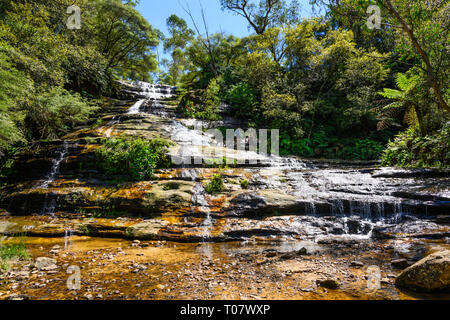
left=35, top=257, right=57, bottom=270
left=6, top=294, right=30, bottom=300
left=126, top=220, right=170, bottom=240
left=372, top=168, right=450, bottom=179
left=316, top=278, right=340, bottom=290
left=395, top=250, right=450, bottom=292
left=29, top=224, right=66, bottom=237
left=298, top=247, right=308, bottom=256
left=391, top=259, right=410, bottom=269
left=225, top=190, right=302, bottom=216
left=350, top=261, right=364, bottom=268
left=83, top=293, right=94, bottom=300
left=0, top=221, right=20, bottom=235
left=373, top=220, right=450, bottom=240
left=435, top=215, right=450, bottom=225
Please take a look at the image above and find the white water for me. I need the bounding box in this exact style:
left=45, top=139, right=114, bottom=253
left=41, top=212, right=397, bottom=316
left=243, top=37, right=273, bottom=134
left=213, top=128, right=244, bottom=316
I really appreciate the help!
left=64, top=228, right=73, bottom=250
left=104, top=116, right=121, bottom=137
left=192, top=183, right=213, bottom=239
left=126, top=99, right=146, bottom=115
left=36, top=141, right=69, bottom=189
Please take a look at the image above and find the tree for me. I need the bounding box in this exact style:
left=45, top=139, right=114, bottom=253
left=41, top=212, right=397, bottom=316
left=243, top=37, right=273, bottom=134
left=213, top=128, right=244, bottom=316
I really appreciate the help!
left=377, top=72, right=426, bottom=135
left=311, top=0, right=449, bottom=113
left=93, top=0, right=160, bottom=81
left=162, top=15, right=194, bottom=85
left=220, top=0, right=300, bottom=34
left=0, top=47, right=31, bottom=155
left=382, top=0, right=449, bottom=113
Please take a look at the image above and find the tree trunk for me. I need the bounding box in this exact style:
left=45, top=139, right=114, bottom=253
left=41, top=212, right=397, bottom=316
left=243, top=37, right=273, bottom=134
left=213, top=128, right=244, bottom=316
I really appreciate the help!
left=383, top=0, right=449, bottom=113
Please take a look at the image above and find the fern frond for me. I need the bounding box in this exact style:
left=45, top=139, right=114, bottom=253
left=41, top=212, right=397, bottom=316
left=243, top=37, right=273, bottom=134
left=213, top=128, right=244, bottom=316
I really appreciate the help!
left=378, top=88, right=403, bottom=100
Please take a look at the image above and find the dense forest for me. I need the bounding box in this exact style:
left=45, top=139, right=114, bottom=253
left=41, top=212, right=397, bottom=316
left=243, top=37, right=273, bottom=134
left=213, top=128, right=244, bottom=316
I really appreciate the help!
left=0, top=0, right=449, bottom=178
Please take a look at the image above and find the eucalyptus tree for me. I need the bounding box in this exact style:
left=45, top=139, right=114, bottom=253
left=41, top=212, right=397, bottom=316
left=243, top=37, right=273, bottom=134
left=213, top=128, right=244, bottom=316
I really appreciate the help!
left=220, top=0, right=301, bottom=34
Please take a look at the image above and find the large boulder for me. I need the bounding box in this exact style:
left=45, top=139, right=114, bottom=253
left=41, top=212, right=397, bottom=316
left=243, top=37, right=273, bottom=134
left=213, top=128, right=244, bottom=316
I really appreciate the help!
left=395, top=250, right=450, bottom=292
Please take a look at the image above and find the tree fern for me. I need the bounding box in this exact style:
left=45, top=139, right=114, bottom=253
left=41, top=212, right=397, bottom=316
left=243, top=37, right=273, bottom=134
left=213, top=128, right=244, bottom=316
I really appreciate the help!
left=376, top=73, right=425, bottom=135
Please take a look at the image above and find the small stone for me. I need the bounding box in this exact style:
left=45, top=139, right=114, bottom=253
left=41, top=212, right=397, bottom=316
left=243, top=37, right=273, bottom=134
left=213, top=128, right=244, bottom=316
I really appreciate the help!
left=35, top=257, right=57, bottom=270
left=316, top=278, right=340, bottom=290
left=350, top=261, right=364, bottom=268
left=6, top=294, right=29, bottom=300
left=391, top=259, right=410, bottom=269
left=83, top=293, right=93, bottom=300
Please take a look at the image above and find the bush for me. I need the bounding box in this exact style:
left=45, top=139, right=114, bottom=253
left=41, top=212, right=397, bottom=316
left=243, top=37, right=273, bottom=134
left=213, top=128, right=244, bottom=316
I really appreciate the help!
left=176, top=79, right=222, bottom=121
left=27, top=87, right=99, bottom=139
left=95, top=138, right=174, bottom=180
left=0, top=235, right=29, bottom=272
left=225, top=82, right=258, bottom=119
left=240, top=179, right=249, bottom=189
left=381, top=124, right=450, bottom=168
left=205, top=174, right=225, bottom=194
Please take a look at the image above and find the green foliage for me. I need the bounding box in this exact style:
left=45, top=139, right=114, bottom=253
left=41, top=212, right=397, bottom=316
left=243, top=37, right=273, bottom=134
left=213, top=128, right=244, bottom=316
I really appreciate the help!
left=161, top=15, right=194, bottom=85
left=240, top=179, right=249, bottom=189
left=0, top=0, right=160, bottom=159
left=28, top=87, right=98, bottom=139
left=163, top=182, right=180, bottom=191
left=205, top=174, right=225, bottom=194
left=177, top=79, right=222, bottom=121
left=381, top=124, right=450, bottom=168
left=377, top=71, right=426, bottom=134
left=95, top=138, right=174, bottom=180
left=279, top=130, right=385, bottom=160
left=0, top=235, right=29, bottom=272
left=225, top=82, right=258, bottom=118
left=92, top=0, right=160, bottom=81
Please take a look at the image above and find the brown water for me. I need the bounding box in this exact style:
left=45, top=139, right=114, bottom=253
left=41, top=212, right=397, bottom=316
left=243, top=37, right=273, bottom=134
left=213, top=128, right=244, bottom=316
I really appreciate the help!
left=1, top=235, right=449, bottom=300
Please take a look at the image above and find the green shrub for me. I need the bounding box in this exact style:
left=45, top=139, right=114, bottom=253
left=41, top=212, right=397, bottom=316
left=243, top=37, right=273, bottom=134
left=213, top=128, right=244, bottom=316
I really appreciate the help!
left=240, top=179, right=249, bottom=189
left=27, top=86, right=99, bottom=139
left=0, top=235, right=29, bottom=272
left=163, top=182, right=180, bottom=191
left=225, top=82, right=258, bottom=119
left=176, top=79, right=222, bottom=121
left=205, top=174, right=225, bottom=194
left=95, top=138, right=174, bottom=180
left=381, top=124, right=450, bottom=168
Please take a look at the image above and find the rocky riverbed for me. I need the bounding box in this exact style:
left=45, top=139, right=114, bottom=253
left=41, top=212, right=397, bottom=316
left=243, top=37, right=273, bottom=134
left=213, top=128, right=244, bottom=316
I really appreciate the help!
left=0, top=81, right=449, bottom=300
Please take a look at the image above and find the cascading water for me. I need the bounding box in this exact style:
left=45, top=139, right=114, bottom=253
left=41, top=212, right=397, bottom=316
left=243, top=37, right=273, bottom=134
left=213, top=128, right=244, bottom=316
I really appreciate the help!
left=64, top=228, right=73, bottom=250
left=34, top=141, right=69, bottom=216
left=36, top=141, right=69, bottom=189
left=192, top=183, right=213, bottom=239
left=126, top=99, right=146, bottom=115
left=104, top=116, right=121, bottom=137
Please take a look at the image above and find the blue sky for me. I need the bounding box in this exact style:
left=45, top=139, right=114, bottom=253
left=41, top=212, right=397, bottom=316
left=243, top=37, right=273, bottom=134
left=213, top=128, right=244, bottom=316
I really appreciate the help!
left=136, top=0, right=315, bottom=61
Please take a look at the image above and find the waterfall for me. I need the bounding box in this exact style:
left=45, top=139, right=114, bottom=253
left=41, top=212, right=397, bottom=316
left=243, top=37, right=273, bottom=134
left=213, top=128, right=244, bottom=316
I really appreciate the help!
left=36, top=141, right=69, bottom=189
left=104, top=116, right=121, bottom=137
left=126, top=99, right=146, bottom=115
left=64, top=228, right=73, bottom=250
left=192, top=183, right=213, bottom=239
left=34, top=141, right=69, bottom=217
